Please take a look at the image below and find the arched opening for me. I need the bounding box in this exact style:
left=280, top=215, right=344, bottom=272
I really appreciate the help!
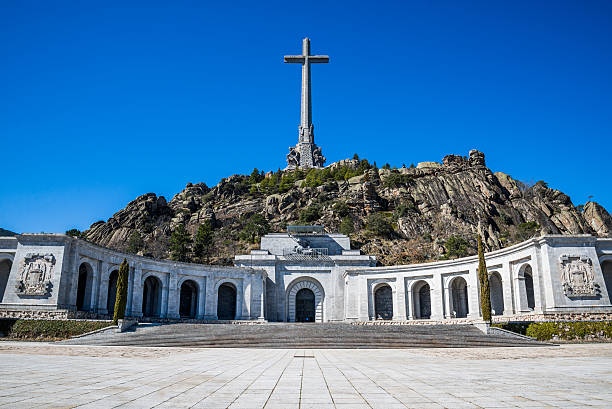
left=106, top=270, right=119, bottom=315
left=295, top=288, right=315, bottom=322
left=142, top=276, right=162, bottom=318
left=286, top=278, right=325, bottom=323
left=374, top=284, right=393, bottom=320
left=602, top=260, right=612, bottom=303
left=76, top=263, right=93, bottom=311
left=451, top=277, right=469, bottom=318
left=524, top=265, right=535, bottom=310
left=0, top=259, right=12, bottom=303
left=489, top=272, right=504, bottom=316
left=217, top=283, right=237, bottom=320
left=412, top=281, right=431, bottom=319
left=180, top=280, right=198, bottom=318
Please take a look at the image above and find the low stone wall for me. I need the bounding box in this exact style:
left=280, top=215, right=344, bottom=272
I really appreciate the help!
left=0, top=309, right=71, bottom=320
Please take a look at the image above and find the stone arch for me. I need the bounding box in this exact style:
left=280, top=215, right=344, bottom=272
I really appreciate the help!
left=519, top=264, right=535, bottom=310
left=287, top=278, right=325, bottom=323
left=374, top=283, right=393, bottom=320
left=106, top=270, right=119, bottom=315
left=450, top=276, right=469, bottom=318
left=142, top=275, right=162, bottom=318
left=600, top=257, right=612, bottom=303
left=76, top=262, right=94, bottom=311
left=412, top=280, right=431, bottom=319
left=180, top=279, right=199, bottom=318
left=217, top=282, right=237, bottom=320
left=489, top=271, right=504, bottom=316
left=0, top=258, right=12, bottom=303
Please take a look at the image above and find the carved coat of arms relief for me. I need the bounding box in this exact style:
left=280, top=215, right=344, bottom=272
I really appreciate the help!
left=15, top=253, right=55, bottom=296
left=559, top=254, right=596, bottom=297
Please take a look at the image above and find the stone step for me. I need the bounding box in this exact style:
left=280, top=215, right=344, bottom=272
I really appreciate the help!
left=63, top=322, right=545, bottom=348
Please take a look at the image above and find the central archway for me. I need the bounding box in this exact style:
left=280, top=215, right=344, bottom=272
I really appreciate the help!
left=412, top=281, right=431, bottom=319
left=287, top=278, right=324, bottom=322
left=217, top=283, right=237, bottom=320
left=489, top=272, right=504, bottom=316
left=374, top=284, right=393, bottom=320
left=295, top=288, right=315, bottom=322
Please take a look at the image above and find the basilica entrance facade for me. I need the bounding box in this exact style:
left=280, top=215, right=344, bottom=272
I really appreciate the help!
left=295, top=288, right=315, bottom=322
left=286, top=278, right=325, bottom=322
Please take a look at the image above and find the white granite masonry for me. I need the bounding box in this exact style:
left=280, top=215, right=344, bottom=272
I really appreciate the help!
left=1, top=231, right=611, bottom=322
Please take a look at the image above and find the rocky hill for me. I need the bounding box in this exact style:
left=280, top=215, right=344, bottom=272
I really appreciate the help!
left=83, top=150, right=612, bottom=265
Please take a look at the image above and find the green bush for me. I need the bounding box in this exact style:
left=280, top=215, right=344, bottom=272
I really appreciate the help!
left=333, top=201, right=350, bottom=218
left=494, top=321, right=612, bottom=341
left=525, top=321, right=612, bottom=341
left=366, top=213, right=394, bottom=237
left=239, top=214, right=270, bottom=243
left=5, top=320, right=111, bottom=340
left=382, top=172, right=413, bottom=188
left=443, top=236, right=470, bottom=259
left=340, top=216, right=355, bottom=236
left=299, top=205, right=321, bottom=224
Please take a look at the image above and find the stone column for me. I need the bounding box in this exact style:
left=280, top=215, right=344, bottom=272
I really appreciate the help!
left=167, top=272, right=179, bottom=319
left=468, top=271, right=480, bottom=318
left=357, top=277, right=369, bottom=321
left=97, top=262, right=110, bottom=315
left=131, top=266, right=143, bottom=318
left=160, top=274, right=169, bottom=318
left=204, top=276, right=217, bottom=319
left=431, top=275, right=445, bottom=320
left=501, top=263, right=514, bottom=315
left=406, top=281, right=414, bottom=320
left=89, top=261, right=100, bottom=312
left=258, top=274, right=265, bottom=320
left=125, top=264, right=135, bottom=317
left=236, top=279, right=245, bottom=320
left=197, top=277, right=207, bottom=319
left=394, top=279, right=407, bottom=320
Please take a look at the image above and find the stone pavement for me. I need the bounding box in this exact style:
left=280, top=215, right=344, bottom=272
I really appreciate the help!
left=0, top=342, right=611, bottom=408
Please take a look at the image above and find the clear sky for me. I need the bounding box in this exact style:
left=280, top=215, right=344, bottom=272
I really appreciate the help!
left=1, top=1, right=611, bottom=234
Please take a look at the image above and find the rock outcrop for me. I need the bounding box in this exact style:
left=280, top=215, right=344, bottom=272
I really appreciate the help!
left=83, top=150, right=612, bottom=265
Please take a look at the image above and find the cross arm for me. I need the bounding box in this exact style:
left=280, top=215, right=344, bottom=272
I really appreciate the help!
left=309, top=55, right=329, bottom=63
left=284, top=55, right=306, bottom=63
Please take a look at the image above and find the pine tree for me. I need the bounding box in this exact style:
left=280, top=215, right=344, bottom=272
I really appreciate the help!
left=113, top=258, right=129, bottom=324
left=126, top=231, right=143, bottom=254
left=170, top=224, right=192, bottom=262
left=193, top=221, right=214, bottom=262
left=477, top=234, right=492, bottom=322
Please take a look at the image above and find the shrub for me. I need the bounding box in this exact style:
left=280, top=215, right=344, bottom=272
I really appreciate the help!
left=113, top=259, right=129, bottom=324
left=65, top=229, right=82, bottom=238
left=170, top=224, right=192, bottom=262
left=126, top=231, right=144, bottom=254
left=299, top=205, right=321, bottom=223
left=239, top=214, right=270, bottom=243
left=340, top=216, right=355, bottom=236
left=494, top=321, right=612, bottom=341
left=393, top=203, right=415, bottom=220
left=517, top=221, right=540, bottom=240
left=444, top=236, right=469, bottom=259
left=382, top=172, right=413, bottom=188
left=333, top=201, right=350, bottom=218
left=6, top=320, right=111, bottom=340
left=193, top=221, right=214, bottom=262
left=366, top=213, right=393, bottom=237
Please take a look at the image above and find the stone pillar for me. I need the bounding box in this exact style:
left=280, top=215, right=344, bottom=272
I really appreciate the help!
left=160, top=274, right=169, bottom=318
left=89, top=261, right=100, bottom=312
left=236, top=279, right=245, bottom=320
left=501, top=263, right=514, bottom=315
left=394, top=280, right=407, bottom=320
left=515, top=275, right=530, bottom=313
left=197, top=277, right=207, bottom=319
left=468, top=272, right=480, bottom=319
left=358, top=277, right=369, bottom=321
left=96, top=262, right=108, bottom=315
left=125, top=265, right=134, bottom=317
left=204, top=276, right=217, bottom=319
left=406, top=281, right=414, bottom=320
left=258, top=274, right=265, bottom=320
left=431, top=275, right=445, bottom=320
left=131, top=266, right=143, bottom=318
left=167, top=272, right=179, bottom=319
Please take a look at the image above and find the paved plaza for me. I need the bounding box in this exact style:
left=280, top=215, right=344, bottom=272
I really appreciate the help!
left=0, top=343, right=611, bottom=408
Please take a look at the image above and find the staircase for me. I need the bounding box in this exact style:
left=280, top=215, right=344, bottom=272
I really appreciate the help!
left=62, top=323, right=547, bottom=348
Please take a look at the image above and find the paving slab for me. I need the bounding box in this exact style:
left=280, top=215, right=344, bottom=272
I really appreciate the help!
left=0, top=342, right=610, bottom=408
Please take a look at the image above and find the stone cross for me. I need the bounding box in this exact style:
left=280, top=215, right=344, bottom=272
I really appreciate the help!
left=284, top=38, right=329, bottom=168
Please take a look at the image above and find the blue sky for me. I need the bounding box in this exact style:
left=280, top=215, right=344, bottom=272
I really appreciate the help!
left=1, top=1, right=611, bottom=234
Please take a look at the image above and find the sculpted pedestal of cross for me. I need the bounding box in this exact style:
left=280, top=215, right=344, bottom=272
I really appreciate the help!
left=284, top=38, right=328, bottom=169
